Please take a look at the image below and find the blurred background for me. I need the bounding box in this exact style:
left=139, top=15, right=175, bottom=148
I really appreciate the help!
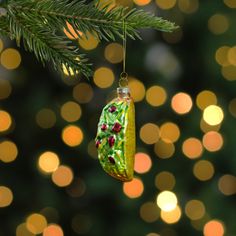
left=1, top=0, right=236, bottom=235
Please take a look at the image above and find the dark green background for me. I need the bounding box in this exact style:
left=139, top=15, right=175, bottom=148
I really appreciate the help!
left=1, top=1, right=236, bottom=235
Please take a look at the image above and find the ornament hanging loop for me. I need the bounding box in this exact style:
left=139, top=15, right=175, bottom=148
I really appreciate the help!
left=119, top=18, right=128, bottom=88
left=119, top=72, right=128, bottom=87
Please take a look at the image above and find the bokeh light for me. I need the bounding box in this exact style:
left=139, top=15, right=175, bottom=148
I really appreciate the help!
left=0, top=48, right=21, bottom=69
left=63, top=22, right=82, bottom=40
left=38, top=151, right=60, bottom=174
left=93, top=67, right=115, bottom=88
left=16, top=223, right=34, bottom=236
left=0, top=140, right=18, bottom=163
left=156, top=191, right=178, bottom=212
left=145, top=85, right=167, bottom=107
left=134, top=152, right=152, bottom=174
left=203, top=220, right=224, bottom=236
left=202, top=131, right=223, bottom=152
left=160, top=122, right=180, bottom=143
left=146, top=233, right=160, bottom=236
left=200, top=119, right=221, bottom=133
left=160, top=205, right=182, bottom=224
left=215, top=46, right=230, bottom=66
left=78, top=31, right=99, bottom=50
left=208, top=14, right=229, bottom=35
left=60, top=101, right=82, bottom=122
left=224, top=0, right=236, bottom=8
left=178, top=0, right=199, bottom=14
left=218, top=174, right=236, bottom=196
left=193, top=160, right=214, bottom=181
left=0, top=186, right=13, bottom=207
left=182, top=137, right=203, bottom=159
left=203, top=105, right=224, bottom=126
left=43, top=224, right=64, bottom=236
left=66, top=178, right=86, bottom=198
left=154, top=139, right=175, bottom=159
left=185, top=200, right=205, bottom=220
left=196, top=90, right=217, bottom=110
left=52, top=165, right=74, bottom=187
left=155, top=171, right=176, bottom=191
left=145, top=43, right=181, bottom=79
left=36, top=108, right=56, bottom=129
left=62, top=125, right=83, bottom=147
left=221, top=65, right=236, bottom=81
left=73, top=83, right=93, bottom=103
left=229, top=98, right=236, bottom=117
left=26, top=213, right=47, bottom=234
left=171, top=92, right=193, bottom=114
left=140, top=123, right=160, bottom=145
left=140, top=202, right=159, bottom=223
left=155, top=0, right=176, bottom=10
left=0, top=110, right=12, bottom=132
left=128, top=77, right=145, bottom=102
left=0, top=78, right=12, bottom=100
left=227, top=46, right=236, bottom=66
left=191, top=214, right=210, bottom=231
left=133, top=0, right=151, bottom=6
left=104, top=43, right=123, bottom=63
left=123, top=177, right=144, bottom=198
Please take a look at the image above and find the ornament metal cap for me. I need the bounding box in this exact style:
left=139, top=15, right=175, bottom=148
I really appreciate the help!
left=117, top=87, right=130, bottom=97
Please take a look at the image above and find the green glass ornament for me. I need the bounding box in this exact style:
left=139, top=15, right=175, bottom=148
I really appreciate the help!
left=95, top=87, right=136, bottom=181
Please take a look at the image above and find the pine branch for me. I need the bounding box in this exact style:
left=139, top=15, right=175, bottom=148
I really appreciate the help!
left=2, top=0, right=178, bottom=78
left=7, top=0, right=177, bottom=40
left=0, top=17, right=11, bottom=37
left=7, top=9, right=92, bottom=77
left=0, top=8, right=11, bottom=38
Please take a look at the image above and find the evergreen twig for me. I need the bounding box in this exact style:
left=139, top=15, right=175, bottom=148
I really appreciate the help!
left=0, top=0, right=178, bottom=77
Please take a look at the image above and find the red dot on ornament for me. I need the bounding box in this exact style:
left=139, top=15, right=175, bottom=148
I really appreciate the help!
left=108, top=156, right=115, bottom=164
left=109, top=106, right=117, bottom=113
left=112, top=122, right=122, bottom=133
left=95, top=140, right=101, bottom=148
left=101, top=124, right=107, bottom=131
left=108, top=136, right=115, bottom=147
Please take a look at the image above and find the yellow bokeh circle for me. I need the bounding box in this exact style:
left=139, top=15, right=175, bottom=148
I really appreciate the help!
left=62, top=125, right=83, bottom=147
left=38, top=151, right=60, bottom=174
left=52, top=165, right=74, bottom=187
left=60, top=101, right=82, bottom=122
left=156, top=191, right=178, bottom=212
left=128, top=78, right=146, bottom=102
left=203, top=105, right=224, bottom=126
left=0, top=48, right=21, bottom=70
left=0, top=186, right=13, bottom=207
left=139, top=123, right=160, bottom=144
left=26, top=213, right=47, bottom=234
left=0, top=110, right=12, bottom=132
left=0, top=140, right=18, bottom=163
left=146, top=85, right=167, bottom=107
left=93, top=67, right=115, bottom=88
left=160, top=205, right=181, bottom=224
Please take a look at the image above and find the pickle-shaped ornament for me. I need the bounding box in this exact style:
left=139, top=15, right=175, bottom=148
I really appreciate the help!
left=95, top=87, right=135, bottom=181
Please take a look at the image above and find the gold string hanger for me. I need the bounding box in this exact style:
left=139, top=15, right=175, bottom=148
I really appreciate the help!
left=119, top=18, right=128, bottom=88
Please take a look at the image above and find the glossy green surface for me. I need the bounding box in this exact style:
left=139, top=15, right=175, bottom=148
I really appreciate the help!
left=95, top=95, right=135, bottom=181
